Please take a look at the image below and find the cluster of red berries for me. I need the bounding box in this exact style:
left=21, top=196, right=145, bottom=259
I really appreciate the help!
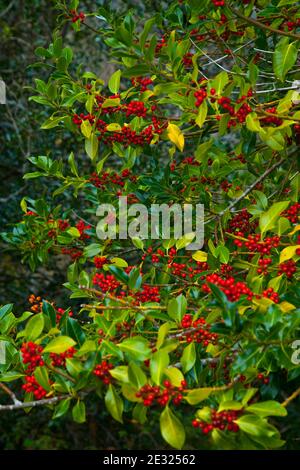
left=24, top=210, right=37, bottom=217
left=94, top=94, right=121, bottom=114
left=72, top=113, right=95, bottom=126
left=94, top=256, right=108, bottom=269
left=228, top=209, right=257, bottom=235
left=282, top=203, right=300, bottom=223
left=220, top=264, right=233, bottom=275
left=257, top=257, right=272, bottom=275
left=155, top=35, right=167, bottom=53
left=55, top=307, right=73, bottom=323
left=50, top=347, right=76, bottom=367
left=47, top=218, right=70, bottom=238
left=262, top=108, right=283, bottom=127
left=73, top=107, right=165, bottom=148
left=131, top=76, right=153, bottom=92
left=69, top=9, right=85, bottom=23
left=192, top=409, right=241, bottom=434
left=102, top=123, right=155, bottom=147
left=61, top=247, right=83, bottom=260
left=22, top=376, right=47, bottom=400
left=211, top=0, right=225, bottom=6
left=278, top=260, right=297, bottom=279
left=234, top=233, right=281, bottom=255
left=281, top=19, right=300, bottom=31
left=194, top=88, right=207, bottom=107
left=90, top=169, right=137, bottom=189
left=125, top=101, right=147, bottom=118
left=182, top=156, right=200, bottom=166
left=181, top=314, right=218, bottom=346
left=93, top=273, right=120, bottom=293
left=93, top=360, right=114, bottom=385
left=21, top=342, right=44, bottom=373
left=262, top=287, right=280, bottom=303
left=203, top=274, right=253, bottom=302
left=142, top=246, right=165, bottom=264
left=182, top=52, right=194, bottom=68
left=217, top=93, right=252, bottom=127
left=134, top=285, right=160, bottom=303
left=136, top=380, right=187, bottom=407
left=257, top=372, right=270, bottom=384
left=75, top=220, right=91, bottom=240
left=190, top=31, right=206, bottom=42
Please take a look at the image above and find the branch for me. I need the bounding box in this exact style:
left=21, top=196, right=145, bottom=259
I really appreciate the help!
left=0, top=394, right=68, bottom=411
left=229, top=6, right=300, bottom=40
left=0, top=382, right=22, bottom=405
left=216, top=157, right=285, bottom=218
left=282, top=386, right=300, bottom=408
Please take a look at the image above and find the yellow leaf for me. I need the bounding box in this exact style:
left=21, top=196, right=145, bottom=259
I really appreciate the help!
left=167, top=123, right=184, bottom=152
left=106, top=123, right=122, bottom=132
left=192, top=250, right=207, bottom=262
left=238, top=306, right=251, bottom=315
left=279, top=301, right=296, bottom=313
left=252, top=297, right=274, bottom=313
left=80, top=120, right=92, bottom=138
left=279, top=245, right=300, bottom=263
left=289, top=225, right=300, bottom=236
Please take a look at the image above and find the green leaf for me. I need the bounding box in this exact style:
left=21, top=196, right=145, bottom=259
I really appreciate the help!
left=160, top=406, right=185, bottom=449
left=34, top=366, right=51, bottom=392
left=118, top=337, right=151, bottom=361
left=128, top=362, right=147, bottom=388
left=273, top=38, right=298, bottom=82
left=195, top=100, right=207, bottom=128
left=218, top=400, right=243, bottom=412
left=85, top=134, right=98, bottom=160
left=76, top=340, right=96, bottom=357
left=0, top=304, right=13, bottom=320
left=110, top=365, right=129, bottom=383
left=150, top=350, right=169, bottom=385
left=66, top=317, right=85, bottom=346
left=246, top=113, right=262, bottom=132
left=25, top=314, right=44, bottom=341
left=167, top=294, right=187, bottom=323
left=216, top=245, right=230, bottom=264
left=105, top=384, right=123, bottom=423
left=108, top=69, right=121, bottom=94
left=236, top=414, right=278, bottom=438
left=52, top=398, right=71, bottom=419
left=156, top=323, right=171, bottom=349
left=43, top=336, right=76, bottom=354
left=0, top=371, right=25, bottom=382
left=164, top=367, right=185, bottom=387
left=259, top=201, right=290, bottom=235
left=180, top=342, right=196, bottom=373
left=72, top=400, right=86, bottom=423
left=209, top=71, right=228, bottom=96
left=128, top=267, right=142, bottom=290
left=41, top=115, right=66, bottom=129
left=246, top=401, right=287, bottom=418
left=184, top=387, right=213, bottom=405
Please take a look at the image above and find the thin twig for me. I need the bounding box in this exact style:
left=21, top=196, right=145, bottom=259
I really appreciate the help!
left=282, top=387, right=300, bottom=408
left=216, top=158, right=285, bottom=218
left=230, top=6, right=300, bottom=40
left=0, top=383, right=22, bottom=405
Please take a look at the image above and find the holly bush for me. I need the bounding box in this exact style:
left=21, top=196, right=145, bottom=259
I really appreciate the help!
left=1, top=0, right=300, bottom=450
